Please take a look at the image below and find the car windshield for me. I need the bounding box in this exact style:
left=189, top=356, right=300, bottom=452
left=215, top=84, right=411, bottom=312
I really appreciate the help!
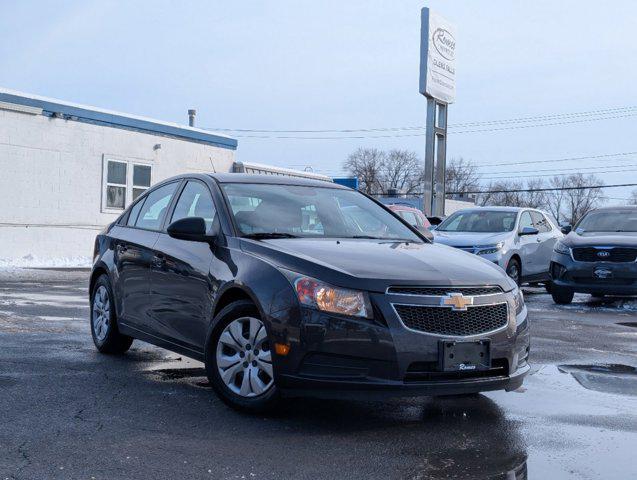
left=437, top=210, right=517, bottom=233
left=576, top=211, right=637, bottom=233
left=221, top=183, right=422, bottom=242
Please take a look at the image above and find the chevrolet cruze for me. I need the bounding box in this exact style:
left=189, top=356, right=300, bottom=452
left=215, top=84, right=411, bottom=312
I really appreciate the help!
left=90, top=174, right=530, bottom=411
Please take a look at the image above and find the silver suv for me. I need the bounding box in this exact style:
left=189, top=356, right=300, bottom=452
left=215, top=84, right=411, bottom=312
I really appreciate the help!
left=432, top=207, right=563, bottom=285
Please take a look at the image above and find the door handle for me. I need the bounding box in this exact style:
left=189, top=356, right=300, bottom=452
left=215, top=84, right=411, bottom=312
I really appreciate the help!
left=536, top=238, right=542, bottom=242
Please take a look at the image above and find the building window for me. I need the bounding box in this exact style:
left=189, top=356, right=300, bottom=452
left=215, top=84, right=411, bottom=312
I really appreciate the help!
left=102, top=157, right=152, bottom=212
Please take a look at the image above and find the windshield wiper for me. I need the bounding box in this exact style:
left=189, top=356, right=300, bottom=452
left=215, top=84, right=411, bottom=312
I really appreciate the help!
left=242, top=232, right=299, bottom=239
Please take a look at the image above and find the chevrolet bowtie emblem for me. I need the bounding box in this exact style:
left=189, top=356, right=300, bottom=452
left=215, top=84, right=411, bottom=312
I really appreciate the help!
left=441, top=293, right=474, bottom=311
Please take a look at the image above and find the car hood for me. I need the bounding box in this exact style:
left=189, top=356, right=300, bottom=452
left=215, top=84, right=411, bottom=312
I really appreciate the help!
left=432, top=231, right=510, bottom=247
left=563, top=231, right=637, bottom=247
left=240, top=238, right=514, bottom=293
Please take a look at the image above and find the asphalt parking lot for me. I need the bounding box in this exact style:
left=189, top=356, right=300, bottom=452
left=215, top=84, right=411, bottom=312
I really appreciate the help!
left=1, top=269, right=636, bottom=480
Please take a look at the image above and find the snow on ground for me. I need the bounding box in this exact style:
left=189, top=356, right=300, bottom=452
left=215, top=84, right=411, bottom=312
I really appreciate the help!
left=523, top=287, right=637, bottom=313
left=0, top=254, right=91, bottom=270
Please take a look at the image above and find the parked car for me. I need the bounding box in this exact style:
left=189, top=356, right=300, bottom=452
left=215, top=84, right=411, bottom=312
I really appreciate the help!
left=432, top=207, right=563, bottom=286
left=90, top=174, right=529, bottom=412
left=386, top=203, right=431, bottom=231
left=549, top=206, right=637, bottom=304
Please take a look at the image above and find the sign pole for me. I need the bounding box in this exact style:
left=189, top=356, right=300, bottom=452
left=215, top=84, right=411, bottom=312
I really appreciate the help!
left=419, top=7, right=455, bottom=218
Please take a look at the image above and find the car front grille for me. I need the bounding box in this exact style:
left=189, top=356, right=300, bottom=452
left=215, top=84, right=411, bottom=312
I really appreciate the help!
left=572, top=247, right=637, bottom=263
left=394, top=303, right=509, bottom=336
left=387, top=286, right=503, bottom=296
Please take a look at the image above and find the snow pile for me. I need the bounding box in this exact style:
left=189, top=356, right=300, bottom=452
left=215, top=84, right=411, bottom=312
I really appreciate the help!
left=0, top=254, right=91, bottom=270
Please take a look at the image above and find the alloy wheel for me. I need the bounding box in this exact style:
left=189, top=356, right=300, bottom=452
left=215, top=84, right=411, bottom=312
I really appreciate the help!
left=92, top=285, right=111, bottom=342
left=506, top=262, right=520, bottom=285
left=215, top=317, right=273, bottom=397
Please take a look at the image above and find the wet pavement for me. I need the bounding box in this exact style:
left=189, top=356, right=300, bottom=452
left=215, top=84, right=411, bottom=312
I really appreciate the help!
left=0, top=270, right=636, bottom=479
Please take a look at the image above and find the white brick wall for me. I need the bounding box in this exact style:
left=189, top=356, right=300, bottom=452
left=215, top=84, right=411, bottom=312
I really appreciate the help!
left=0, top=108, right=235, bottom=262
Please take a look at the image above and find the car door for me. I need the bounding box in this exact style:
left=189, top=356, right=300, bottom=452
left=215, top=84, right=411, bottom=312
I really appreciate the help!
left=116, top=181, right=179, bottom=333
left=517, top=210, right=542, bottom=276
left=109, top=195, right=158, bottom=329
left=149, top=179, right=217, bottom=351
left=531, top=211, right=557, bottom=276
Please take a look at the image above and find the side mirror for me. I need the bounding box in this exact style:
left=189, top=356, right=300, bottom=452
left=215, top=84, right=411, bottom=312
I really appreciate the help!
left=519, top=226, right=539, bottom=236
left=560, top=225, right=572, bottom=235
left=428, top=224, right=437, bottom=231
left=167, top=217, right=213, bottom=243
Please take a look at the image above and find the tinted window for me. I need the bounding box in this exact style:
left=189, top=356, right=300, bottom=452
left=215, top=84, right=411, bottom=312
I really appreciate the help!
left=126, top=198, right=146, bottom=226
left=438, top=210, right=518, bottom=233
left=531, top=211, right=551, bottom=233
left=135, top=182, right=178, bottom=230
left=222, top=183, right=422, bottom=242
left=170, top=181, right=217, bottom=232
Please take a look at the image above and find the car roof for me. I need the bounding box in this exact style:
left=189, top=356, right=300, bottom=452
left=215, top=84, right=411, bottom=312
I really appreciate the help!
left=454, top=206, right=523, bottom=213
left=588, top=206, right=637, bottom=212
left=207, top=173, right=347, bottom=189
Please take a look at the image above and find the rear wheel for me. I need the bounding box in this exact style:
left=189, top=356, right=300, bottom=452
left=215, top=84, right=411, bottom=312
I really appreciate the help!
left=551, top=285, right=574, bottom=304
left=90, top=275, right=133, bottom=354
left=506, top=258, right=521, bottom=286
left=205, top=300, right=279, bottom=412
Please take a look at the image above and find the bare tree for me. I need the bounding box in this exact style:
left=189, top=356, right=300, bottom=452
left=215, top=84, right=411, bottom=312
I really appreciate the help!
left=380, top=150, right=422, bottom=194
left=546, top=176, right=569, bottom=224
left=520, top=178, right=548, bottom=208
left=477, top=180, right=525, bottom=207
left=562, top=174, right=606, bottom=224
left=445, top=157, right=481, bottom=196
left=343, top=148, right=385, bottom=194
left=629, top=189, right=637, bottom=205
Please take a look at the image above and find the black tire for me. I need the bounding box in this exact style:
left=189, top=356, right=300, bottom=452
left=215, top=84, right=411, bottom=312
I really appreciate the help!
left=506, top=258, right=521, bottom=286
left=551, top=285, right=574, bottom=304
left=544, top=281, right=553, bottom=294
left=205, top=300, right=280, bottom=413
left=90, top=274, right=133, bottom=354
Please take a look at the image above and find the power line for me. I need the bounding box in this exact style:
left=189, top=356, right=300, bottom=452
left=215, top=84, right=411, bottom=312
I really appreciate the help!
left=370, top=183, right=637, bottom=196
left=475, top=150, right=637, bottom=168
left=206, top=105, right=637, bottom=134
left=450, top=183, right=637, bottom=195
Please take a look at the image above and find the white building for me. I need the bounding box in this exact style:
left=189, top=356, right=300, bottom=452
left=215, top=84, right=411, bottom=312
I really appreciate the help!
left=0, top=88, right=237, bottom=267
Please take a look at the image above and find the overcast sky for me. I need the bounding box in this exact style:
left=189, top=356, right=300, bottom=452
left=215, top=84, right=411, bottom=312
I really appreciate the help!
left=2, top=0, right=636, bottom=200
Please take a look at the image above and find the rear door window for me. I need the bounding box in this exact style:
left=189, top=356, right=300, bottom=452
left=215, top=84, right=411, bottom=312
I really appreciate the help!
left=135, top=182, right=178, bottom=230
left=531, top=211, right=552, bottom=233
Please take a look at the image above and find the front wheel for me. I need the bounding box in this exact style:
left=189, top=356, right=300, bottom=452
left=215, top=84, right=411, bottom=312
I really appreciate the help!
left=551, top=285, right=574, bottom=304
left=205, top=300, right=279, bottom=413
left=506, top=258, right=521, bottom=286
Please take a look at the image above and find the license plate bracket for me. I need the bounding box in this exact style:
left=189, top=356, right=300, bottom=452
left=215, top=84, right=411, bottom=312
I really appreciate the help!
left=439, top=340, right=491, bottom=372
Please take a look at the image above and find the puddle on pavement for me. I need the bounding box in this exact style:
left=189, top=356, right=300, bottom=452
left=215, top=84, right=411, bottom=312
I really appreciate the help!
left=617, top=322, right=637, bottom=329
left=147, top=366, right=211, bottom=388
left=558, top=363, right=637, bottom=396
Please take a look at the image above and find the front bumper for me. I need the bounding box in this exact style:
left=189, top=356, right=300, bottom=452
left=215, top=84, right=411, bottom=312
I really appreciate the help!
left=550, top=252, right=637, bottom=295
left=272, top=290, right=530, bottom=398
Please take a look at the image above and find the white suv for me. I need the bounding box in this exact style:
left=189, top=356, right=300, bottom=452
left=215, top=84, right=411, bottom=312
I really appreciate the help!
left=432, top=207, right=563, bottom=285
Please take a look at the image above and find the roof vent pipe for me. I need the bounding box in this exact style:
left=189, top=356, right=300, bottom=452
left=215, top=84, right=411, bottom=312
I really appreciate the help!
left=188, top=109, right=196, bottom=127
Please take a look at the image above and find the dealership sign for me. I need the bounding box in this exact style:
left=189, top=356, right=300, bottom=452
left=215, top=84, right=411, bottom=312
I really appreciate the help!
left=419, top=8, right=456, bottom=103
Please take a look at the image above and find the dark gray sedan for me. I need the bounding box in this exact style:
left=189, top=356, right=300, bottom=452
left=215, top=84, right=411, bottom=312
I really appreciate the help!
left=89, top=173, right=529, bottom=411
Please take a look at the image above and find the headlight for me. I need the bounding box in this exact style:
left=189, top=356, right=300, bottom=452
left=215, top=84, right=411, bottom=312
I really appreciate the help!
left=513, top=287, right=525, bottom=315
left=553, top=241, right=570, bottom=256
left=292, top=275, right=372, bottom=318
left=476, top=242, right=504, bottom=255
